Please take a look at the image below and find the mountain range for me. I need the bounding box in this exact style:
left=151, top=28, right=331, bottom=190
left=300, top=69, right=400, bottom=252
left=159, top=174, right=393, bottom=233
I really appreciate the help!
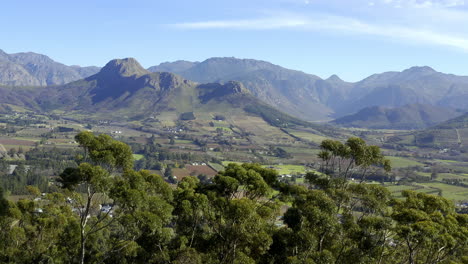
left=0, top=49, right=100, bottom=86
left=0, top=57, right=318, bottom=134
left=1, top=50, right=468, bottom=130
left=149, top=58, right=468, bottom=121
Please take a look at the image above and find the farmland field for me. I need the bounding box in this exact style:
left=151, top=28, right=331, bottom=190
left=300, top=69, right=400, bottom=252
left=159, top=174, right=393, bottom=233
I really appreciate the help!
left=262, top=164, right=307, bottom=175
left=386, top=156, right=424, bottom=168
left=419, top=182, right=468, bottom=201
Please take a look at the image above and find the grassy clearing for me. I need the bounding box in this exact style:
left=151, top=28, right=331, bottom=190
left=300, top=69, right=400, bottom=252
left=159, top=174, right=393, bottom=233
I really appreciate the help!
left=435, top=159, right=459, bottom=164
left=263, top=164, right=307, bottom=175
left=384, top=181, right=467, bottom=201
left=208, top=162, right=224, bottom=172
left=175, top=139, right=192, bottom=144
left=295, top=177, right=305, bottom=184
left=221, top=161, right=243, bottom=166
left=416, top=172, right=431, bottom=179
left=437, top=173, right=468, bottom=181
left=133, top=154, right=144, bottom=161
left=419, top=182, right=468, bottom=201
left=386, top=156, right=424, bottom=168
left=385, top=184, right=416, bottom=194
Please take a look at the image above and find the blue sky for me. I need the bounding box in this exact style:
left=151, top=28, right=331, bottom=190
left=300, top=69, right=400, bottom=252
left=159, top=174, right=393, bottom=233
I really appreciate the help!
left=2, top=0, right=468, bottom=81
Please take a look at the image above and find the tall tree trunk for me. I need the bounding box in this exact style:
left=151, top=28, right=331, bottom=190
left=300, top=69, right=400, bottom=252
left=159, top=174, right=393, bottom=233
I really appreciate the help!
left=80, top=185, right=93, bottom=264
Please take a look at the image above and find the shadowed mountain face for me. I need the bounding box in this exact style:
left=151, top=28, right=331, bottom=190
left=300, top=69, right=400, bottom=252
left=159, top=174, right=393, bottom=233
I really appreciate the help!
left=149, top=59, right=468, bottom=121
left=33, top=58, right=196, bottom=114
left=0, top=49, right=100, bottom=86
left=333, top=104, right=462, bottom=129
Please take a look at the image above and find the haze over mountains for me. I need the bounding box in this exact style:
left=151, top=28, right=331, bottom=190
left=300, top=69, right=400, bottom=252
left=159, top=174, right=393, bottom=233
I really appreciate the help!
left=0, top=49, right=467, bottom=130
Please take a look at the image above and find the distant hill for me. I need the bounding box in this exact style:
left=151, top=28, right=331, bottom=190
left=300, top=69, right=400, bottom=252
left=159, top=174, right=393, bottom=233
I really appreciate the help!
left=333, top=104, right=462, bottom=129
left=0, top=49, right=100, bottom=86
left=435, top=113, right=468, bottom=129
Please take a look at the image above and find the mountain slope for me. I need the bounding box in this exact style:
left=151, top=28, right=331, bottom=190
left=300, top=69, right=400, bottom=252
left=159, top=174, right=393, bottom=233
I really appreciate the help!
left=333, top=104, right=462, bottom=129
left=398, top=112, right=468, bottom=150
left=0, top=49, right=100, bottom=86
left=149, top=57, right=352, bottom=120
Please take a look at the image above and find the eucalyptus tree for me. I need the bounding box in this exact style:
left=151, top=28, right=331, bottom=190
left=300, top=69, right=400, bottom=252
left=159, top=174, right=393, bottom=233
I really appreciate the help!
left=171, top=163, right=281, bottom=263
left=392, top=191, right=468, bottom=264
left=59, top=131, right=133, bottom=264
left=318, top=137, right=391, bottom=182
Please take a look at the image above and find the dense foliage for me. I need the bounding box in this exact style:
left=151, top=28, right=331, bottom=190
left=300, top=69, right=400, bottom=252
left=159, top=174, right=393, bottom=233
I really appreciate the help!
left=0, top=133, right=466, bottom=263
left=0, top=147, right=80, bottom=195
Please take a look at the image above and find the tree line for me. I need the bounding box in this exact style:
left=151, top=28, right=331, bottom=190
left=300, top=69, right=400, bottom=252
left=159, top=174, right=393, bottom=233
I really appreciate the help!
left=0, top=132, right=466, bottom=263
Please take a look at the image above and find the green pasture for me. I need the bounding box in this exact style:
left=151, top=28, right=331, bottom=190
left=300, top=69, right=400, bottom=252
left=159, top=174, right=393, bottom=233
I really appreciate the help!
left=386, top=156, right=424, bottom=168
left=262, top=164, right=307, bottom=175
left=420, top=182, right=468, bottom=201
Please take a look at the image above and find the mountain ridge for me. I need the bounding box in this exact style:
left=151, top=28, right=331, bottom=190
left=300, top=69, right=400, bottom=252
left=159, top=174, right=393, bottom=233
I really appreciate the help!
left=149, top=58, right=468, bottom=121
left=0, top=49, right=100, bottom=86
left=2, top=49, right=468, bottom=124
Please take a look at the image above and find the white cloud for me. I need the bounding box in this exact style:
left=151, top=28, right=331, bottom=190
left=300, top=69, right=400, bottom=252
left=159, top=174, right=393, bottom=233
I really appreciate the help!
left=381, top=0, right=465, bottom=8
left=170, top=14, right=468, bottom=52
left=172, top=18, right=308, bottom=30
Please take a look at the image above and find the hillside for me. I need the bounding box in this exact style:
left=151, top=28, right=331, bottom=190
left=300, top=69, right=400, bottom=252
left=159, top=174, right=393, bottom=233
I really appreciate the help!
left=388, top=111, right=468, bottom=150
left=333, top=104, right=461, bottom=129
left=0, top=49, right=100, bottom=86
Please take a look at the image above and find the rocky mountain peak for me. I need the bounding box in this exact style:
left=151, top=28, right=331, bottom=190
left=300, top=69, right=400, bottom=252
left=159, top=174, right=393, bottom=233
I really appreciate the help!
left=99, top=58, right=149, bottom=78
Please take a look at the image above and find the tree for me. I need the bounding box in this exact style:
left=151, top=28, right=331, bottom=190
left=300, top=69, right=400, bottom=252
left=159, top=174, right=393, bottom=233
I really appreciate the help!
left=318, top=137, right=391, bottom=182
left=110, top=170, right=173, bottom=263
left=169, top=164, right=280, bottom=263
left=212, top=163, right=278, bottom=200
left=60, top=131, right=133, bottom=264
left=392, top=190, right=468, bottom=264
left=283, top=188, right=340, bottom=263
